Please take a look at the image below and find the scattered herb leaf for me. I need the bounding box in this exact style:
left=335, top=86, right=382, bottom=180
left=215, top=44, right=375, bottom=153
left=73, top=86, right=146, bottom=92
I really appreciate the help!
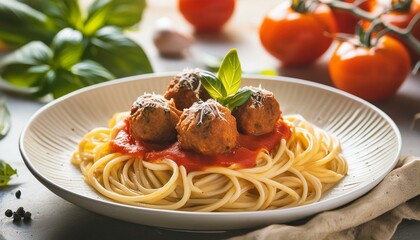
left=0, top=159, right=17, bottom=186
left=0, top=98, right=11, bottom=139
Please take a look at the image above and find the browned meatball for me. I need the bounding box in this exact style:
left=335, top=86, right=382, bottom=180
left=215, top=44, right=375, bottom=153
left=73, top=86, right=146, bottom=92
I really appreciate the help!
left=176, top=99, right=238, bottom=155
left=164, top=69, right=210, bottom=110
left=130, top=94, right=181, bottom=143
left=232, top=86, right=281, bottom=136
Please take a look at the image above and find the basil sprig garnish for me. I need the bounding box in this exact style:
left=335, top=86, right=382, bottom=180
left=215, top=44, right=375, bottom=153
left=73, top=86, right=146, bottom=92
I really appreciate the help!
left=200, top=49, right=252, bottom=110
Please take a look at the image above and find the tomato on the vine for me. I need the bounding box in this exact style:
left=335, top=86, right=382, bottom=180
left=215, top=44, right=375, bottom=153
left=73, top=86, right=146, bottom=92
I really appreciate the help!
left=178, top=0, right=235, bottom=32
left=380, top=0, right=420, bottom=64
left=259, top=1, right=337, bottom=66
left=329, top=35, right=411, bottom=102
left=332, top=0, right=377, bottom=34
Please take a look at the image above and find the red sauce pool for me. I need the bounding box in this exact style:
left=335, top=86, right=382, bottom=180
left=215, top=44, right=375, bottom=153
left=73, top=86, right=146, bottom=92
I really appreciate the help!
left=110, top=118, right=291, bottom=172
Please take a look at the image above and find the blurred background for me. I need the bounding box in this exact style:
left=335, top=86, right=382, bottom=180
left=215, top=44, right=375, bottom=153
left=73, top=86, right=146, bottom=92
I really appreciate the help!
left=0, top=0, right=418, bottom=101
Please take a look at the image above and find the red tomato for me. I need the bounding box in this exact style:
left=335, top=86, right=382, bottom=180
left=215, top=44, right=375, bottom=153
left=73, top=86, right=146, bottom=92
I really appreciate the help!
left=380, top=0, right=420, bottom=64
left=178, top=0, right=235, bottom=32
left=329, top=36, right=411, bottom=101
left=332, top=0, right=377, bottom=34
left=259, top=1, right=337, bottom=66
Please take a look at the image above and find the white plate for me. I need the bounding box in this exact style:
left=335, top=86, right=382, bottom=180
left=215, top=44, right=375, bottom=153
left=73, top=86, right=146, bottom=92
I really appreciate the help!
left=20, top=73, right=401, bottom=230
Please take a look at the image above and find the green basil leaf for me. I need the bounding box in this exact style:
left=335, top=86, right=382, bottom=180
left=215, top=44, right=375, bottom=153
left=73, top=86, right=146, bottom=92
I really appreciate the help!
left=51, top=28, right=84, bottom=69
left=16, top=0, right=45, bottom=11
left=49, top=69, right=82, bottom=99
left=30, top=69, right=78, bottom=99
left=0, top=0, right=55, bottom=46
left=217, top=48, right=242, bottom=96
left=0, top=41, right=52, bottom=87
left=86, top=26, right=153, bottom=77
left=42, top=0, right=83, bottom=31
left=84, top=0, right=112, bottom=36
left=200, top=70, right=226, bottom=99
left=46, top=60, right=114, bottom=99
left=104, top=0, right=146, bottom=28
left=1, top=64, right=50, bottom=88
left=1, top=64, right=38, bottom=87
left=0, top=41, right=52, bottom=65
left=71, top=60, right=115, bottom=86
left=0, top=159, right=17, bottom=186
left=30, top=70, right=56, bottom=99
left=0, top=98, right=11, bottom=139
left=224, top=89, right=252, bottom=111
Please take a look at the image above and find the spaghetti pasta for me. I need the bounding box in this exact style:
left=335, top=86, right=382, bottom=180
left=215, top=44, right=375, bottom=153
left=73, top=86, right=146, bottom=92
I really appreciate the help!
left=72, top=113, right=347, bottom=212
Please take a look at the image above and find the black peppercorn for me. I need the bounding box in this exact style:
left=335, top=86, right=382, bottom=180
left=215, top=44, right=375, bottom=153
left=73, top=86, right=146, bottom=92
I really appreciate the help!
left=23, top=211, right=32, bottom=221
left=5, top=209, right=13, bottom=217
left=13, top=212, right=21, bottom=221
left=15, top=190, right=21, bottom=199
left=16, top=207, right=25, bottom=217
left=5, top=206, right=33, bottom=223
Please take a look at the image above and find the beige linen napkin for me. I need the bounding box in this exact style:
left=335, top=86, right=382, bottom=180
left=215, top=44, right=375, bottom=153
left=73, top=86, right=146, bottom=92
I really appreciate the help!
left=231, top=156, right=420, bottom=240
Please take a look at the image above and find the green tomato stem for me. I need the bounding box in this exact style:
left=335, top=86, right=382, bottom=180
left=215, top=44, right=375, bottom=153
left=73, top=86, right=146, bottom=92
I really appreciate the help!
left=390, top=0, right=412, bottom=12
left=292, top=0, right=318, bottom=13
left=327, top=0, right=378, bottom=21
left=384, top=13, right=420, bottom=54
left=325, top=0, right=420, bottom=55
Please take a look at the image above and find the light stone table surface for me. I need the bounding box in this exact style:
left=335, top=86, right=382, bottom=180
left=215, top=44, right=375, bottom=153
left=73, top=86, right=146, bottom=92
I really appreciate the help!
left=1, top=0, right=419, bottom=239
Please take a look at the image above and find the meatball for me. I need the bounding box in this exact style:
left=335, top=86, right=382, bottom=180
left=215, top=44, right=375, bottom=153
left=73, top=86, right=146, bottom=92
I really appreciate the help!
left=164, top=69, right=210, bottom=110
left=130, top=94, right=181, bottom=143
left=176, top=99, right=238, bottom=155
left=232, top=86, right=281, bottom=136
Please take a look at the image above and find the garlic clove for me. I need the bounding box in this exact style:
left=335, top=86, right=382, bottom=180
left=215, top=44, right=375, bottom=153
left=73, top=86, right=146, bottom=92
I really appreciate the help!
left=153, top=17, right=194, bottom=58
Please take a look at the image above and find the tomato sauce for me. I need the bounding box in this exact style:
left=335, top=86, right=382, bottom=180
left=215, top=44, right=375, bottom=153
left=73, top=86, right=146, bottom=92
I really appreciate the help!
left=110, top=118, right=291, bottom=172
